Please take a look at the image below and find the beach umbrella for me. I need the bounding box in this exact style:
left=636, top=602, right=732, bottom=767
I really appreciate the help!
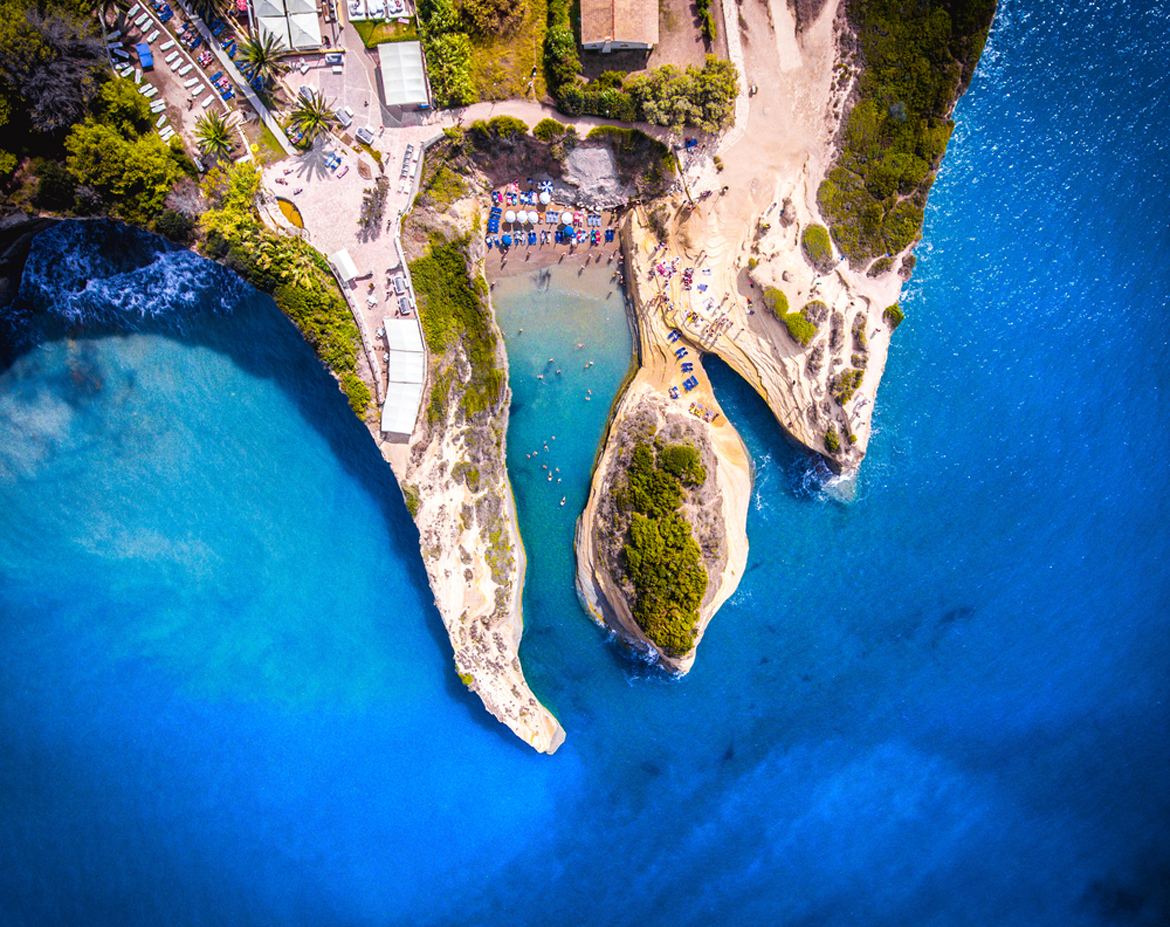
left=560, top=211, right=573, bottom=224
left=518, top=210, right=528, bottom=224
left=539, top=191, right=551, bottom=205
left=505, top=210, right=516, bottom=224
left=562, top=225, right=574, bottom=239
left=501, top=234, right=512, bottom=247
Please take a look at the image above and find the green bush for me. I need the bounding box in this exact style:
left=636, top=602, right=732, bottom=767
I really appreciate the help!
left=154, top=208, right=194, bottom=243
left=487, top=114, right=528, bottom=137
left=762, top=286, right=788, bottom=317
left=801, top=223, right=835, bottom=272
left=867, top=255, right=893, bottom=277
left=830, top=368, right=865, bottom=405
left=533, top=117, right=566, bottom=142
left=624, top=56, right=738, bottom=133
left=884, top=303, right=904, bottom=329
left=424, top=32, right=476, bottom=106
left=33, top=161, right=76, bottom=211
left=543, top=23, right=579, bottom=88
left=339, top=372, right=372, bottom=415
left=824, top=428, right=841, bottom=453
left=780, top=312, right=817, bottom=347
left=402, top=483, right=421, bottom=517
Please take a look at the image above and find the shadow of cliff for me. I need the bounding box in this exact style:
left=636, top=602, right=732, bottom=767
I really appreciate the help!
left=0, top=218, right=540, bottom=755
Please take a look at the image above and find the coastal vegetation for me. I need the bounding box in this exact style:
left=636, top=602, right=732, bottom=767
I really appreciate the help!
left=816, top=0, right=997, bottom=269
left=615, top=442, right=709, bottom=658
left=884, top=303, right=904, bottom=329
left=409, top=234, right=504, bottom=420
left=200, top=163, right=370, bottom=414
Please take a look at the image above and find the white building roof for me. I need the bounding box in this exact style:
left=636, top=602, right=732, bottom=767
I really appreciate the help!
left=253, top=0, right=283, bottom=19
left=329, top=248, right=359, bottom=282
left=377, top=41, right=428, bottom=107
left=383, top=317, right=424, bottom=353
left=388, top=351, right=425, bottom=383
left=286, top=11, right=322, bottom=48
left=257, top=14, right=290, bottom=49
left=381, top=380, right=424, bottom=435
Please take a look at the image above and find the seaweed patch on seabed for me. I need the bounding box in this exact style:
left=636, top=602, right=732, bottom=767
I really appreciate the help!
left=533, top=268, right=553, bottom=291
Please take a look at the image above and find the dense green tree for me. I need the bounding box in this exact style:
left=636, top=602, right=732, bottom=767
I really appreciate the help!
left=625, top=56, right=737, bottom=134
left=94, top=76, right=151, bottom=136
left=64, top=121, right=179, bottom=220
left=0, top=5, right=106, bottom=132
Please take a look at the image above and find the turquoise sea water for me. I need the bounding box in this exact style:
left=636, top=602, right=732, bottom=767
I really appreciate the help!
left=2, top=0, right=1169, bottom=923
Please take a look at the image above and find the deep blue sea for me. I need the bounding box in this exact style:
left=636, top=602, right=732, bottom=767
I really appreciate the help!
left=2, top=1, right=1169, bottom=923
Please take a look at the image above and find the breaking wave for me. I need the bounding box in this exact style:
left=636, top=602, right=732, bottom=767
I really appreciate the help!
left=1, top=220, right=249, bottom=351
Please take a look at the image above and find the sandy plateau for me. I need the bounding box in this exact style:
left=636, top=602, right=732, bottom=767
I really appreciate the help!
left=577, top=0, right=907, bottom=669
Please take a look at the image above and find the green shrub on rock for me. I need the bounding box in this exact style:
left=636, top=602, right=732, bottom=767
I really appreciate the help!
left=533, top=118, right=566, bottom=142
left=884, top=303, right=904, bottom=329
left=801, top=224, right=835, bottom=273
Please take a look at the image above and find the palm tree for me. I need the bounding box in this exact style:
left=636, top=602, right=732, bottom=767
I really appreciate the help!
left=288, top=90, right=336, bottom=146
left=187, top=0, right=225, bottom=24
left=194, top=111, right=236, bottom=162
left=238, top=33, right=288, bottom=90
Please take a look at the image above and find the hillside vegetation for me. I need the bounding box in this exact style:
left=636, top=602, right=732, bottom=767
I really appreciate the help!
left=817, top=0, right=997, bottom=270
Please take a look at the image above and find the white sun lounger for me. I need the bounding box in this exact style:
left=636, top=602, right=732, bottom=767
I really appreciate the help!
left=155, top=113, right=167, bottom=127
left=134, top=67, right=142, bottom=83
left=177, top=64, right=192, bottom=76
left=108, top=29, right=122, bottom=39
left=160, top=127, right=175, bottom=140
left=184, top=77, right=199, bottom=87
left=112, top=47, right=129, bottom=58
left=160, top=39, right=174, bottom=50
left=146, top=29, right=159, bottom=42
left=150, top=100, right=165, bottom=112
left=126, top=4, right=140, bottom=17
left=135, top=14, right=149, bottom=27
left=143, top=86, right=158, bottom=98
left=201, top=94, right=214, bottom=107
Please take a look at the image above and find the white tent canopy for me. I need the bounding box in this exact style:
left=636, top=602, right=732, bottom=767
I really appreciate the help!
left=284, top=0, right=316, bottom=13
left=376, top=41, right=428, bottom=107
left=380, top=381, right=424, bottom=436
left=384, top=317, right=423, bottom=353
left=286, top=11, right=322, bottom=48
left=253, top=0, right=284, bottom=18
left=329, top=248, right=359, bottom=282
left=257, top=14, right=290, bottom=49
